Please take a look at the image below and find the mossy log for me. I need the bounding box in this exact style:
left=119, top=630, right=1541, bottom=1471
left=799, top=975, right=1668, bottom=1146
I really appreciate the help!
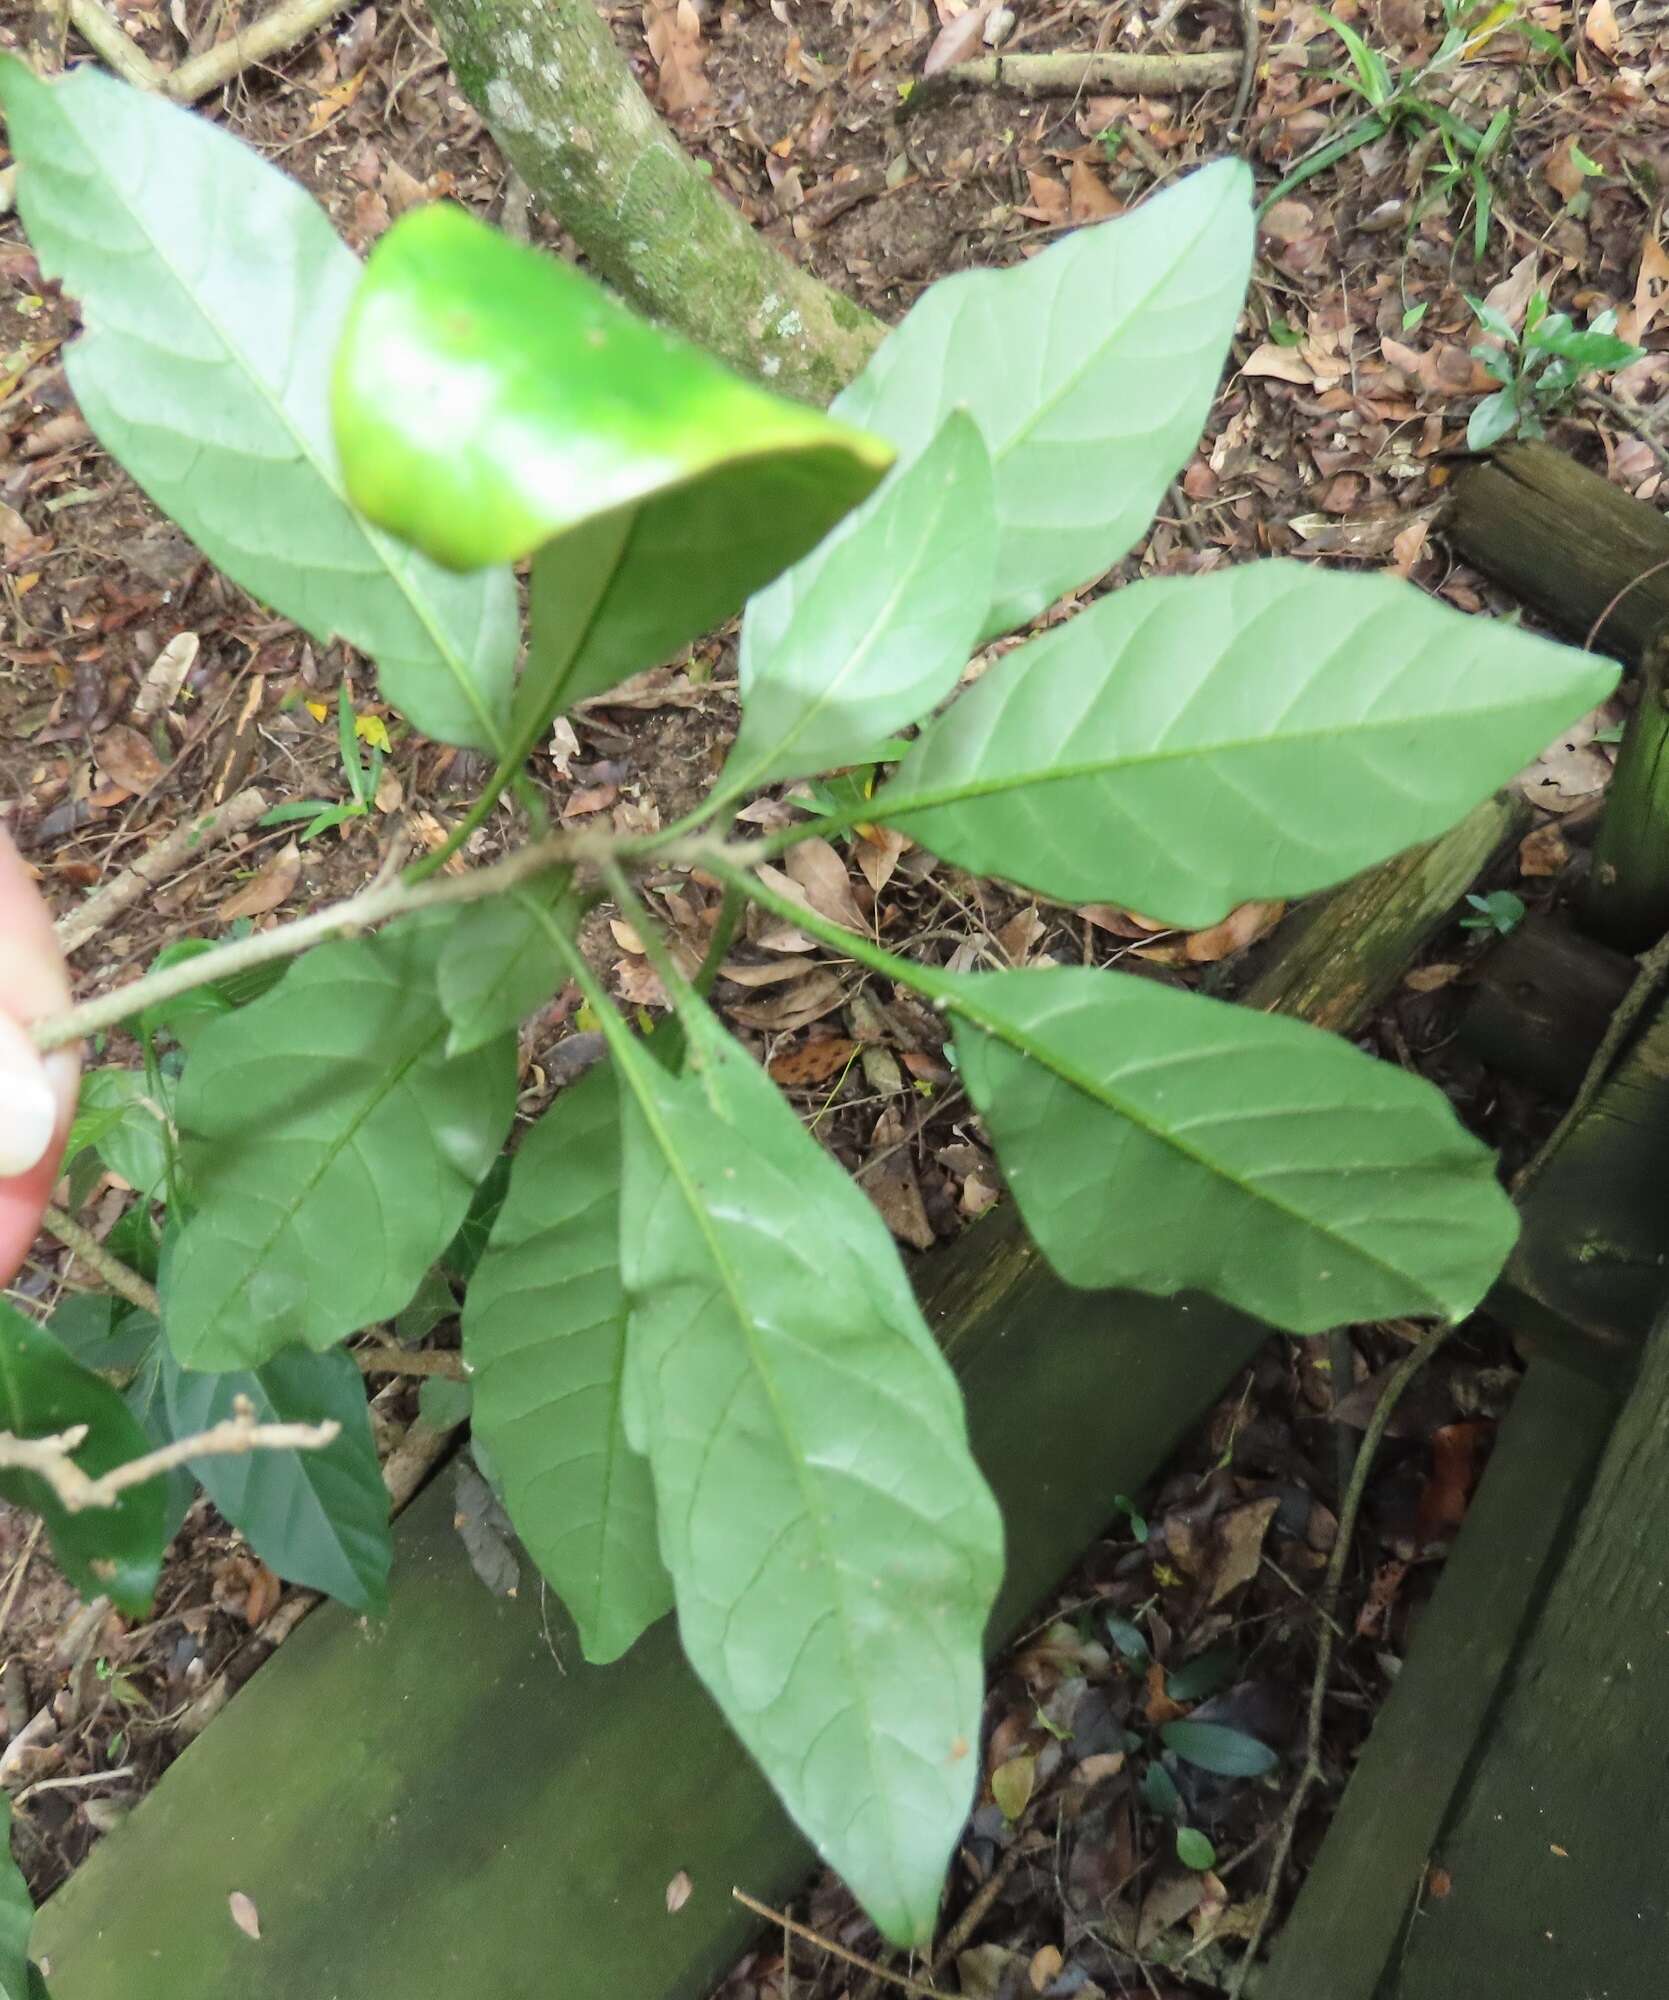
left=428, top=0, right=881, bottom=403
left=1444, top=442, right=1669, bottom=666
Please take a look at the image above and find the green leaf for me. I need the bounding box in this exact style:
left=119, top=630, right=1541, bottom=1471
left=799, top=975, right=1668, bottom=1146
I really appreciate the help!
left=45, top=1296, right=159, bottom=1378
left=137, top=939, right=289, bottom=1051
left=1467, top=388, right=1519, bottom=452
left=829, top=160, right=1254, bottom=640
left=70, top=1069, right=176, bottom=1202
left=1531, top=324, right=1645, bottom=374
left=164, top=920, right=516, bottom=1369
left=417, top=1375, right=472, bottom=1430
left=876, top=561, right=1617, bottom=928
left=1160, top=1719, right=1278, bottom=1777
left=1166, top=1647, right=1240, bottom=1703
left=1176, top=1825, right=1217, bottom=1871
left=945, top=967, right=1518, bottom=1333
left=611, top=1001, right=1002, bottom=1947
left=462, top=1060, right=670, bottom=1665
left=0, top=1299, right=168, bottom=1616
left=1141, top=1760, right=1183, bottom=1818
left=436, top=873, right=579, bottom=1058
left=0, top=1796, right=33, bottom=2000
left=122, top=1336, right=196, bottom=1545
left=725, top=411, right=996, bottom=795
left=441, top=1153, right=512, bottom=1283
left=163, top=1345, right=391, bottom=1614
left=0, top=58, right=517, bottom=754
left=333, top=203, right=890, bottom=718
left=1318, top=10, right=1396, bottom=104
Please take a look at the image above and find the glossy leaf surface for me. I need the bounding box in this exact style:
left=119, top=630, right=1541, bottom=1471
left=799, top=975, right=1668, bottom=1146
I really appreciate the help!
left=828, top=159, right=1254, bottom=639
left=463, top=1061, right=669, bottom=1664
left=0, top=1299, right=167, bottom=1616
left=335, top=205, right=890, bottom=712
left=164, top=1345, right=391, bottom=1614
left=165, top=921, right=516, bottom=1369
left=881, top=561, right=1619, bottom=926
left=614, top=1001, right=1002, bottom=1946
left=947, top=968, right=1517, bottom=1332
left=0, top=59, right=516, bottom=753
left=726, top=411, right=996, bottom=793
left=0, top=1798, right=31, bottom=2000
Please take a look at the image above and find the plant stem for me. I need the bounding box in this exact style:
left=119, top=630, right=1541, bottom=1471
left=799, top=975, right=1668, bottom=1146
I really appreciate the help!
left=30, top=829, right=711, bottom=1054
left=42, top=1204, right=161, bottom=1316
left=1224, top=1319, right=1451, bottom=1997
left=693, top=883, right=744, bottom=999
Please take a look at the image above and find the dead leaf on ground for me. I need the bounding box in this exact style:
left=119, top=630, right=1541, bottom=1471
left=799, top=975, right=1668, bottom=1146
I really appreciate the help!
left=996, top=904, right=1046, bottom=965
left=1479, top=252, right=1541, bottom=335
left=991, top=1751, right=1036, bottom=1820
left=1585, top=0, right=1618, bottom=54
left=1144, top=1660, right=1187, bottom=1726
left=93, top=724, right=164, bottom=795
left=863, top=1105, right=935, bottom=1251
left=131, top=631, right=199, bottom=723
left=728, top=965, right=846, bottom=1033
left=643, top=0, right=711, bottom=116
left=1542, top=135, right=1592, bottom=203
left=1184, top=900, right=1284, bottom=963
left=923, top=0, right=996, bottom=73
left=217, top=841, right=300, bottom=923
left=1519, top=823, right=1570, bottom=877
left=1069, top=160, right=1120, bottom=222
left=1029, top=1945, right=1064, bottom=1994
left=1206, top=1495, right=1280, bottom=1606
left=615, top=955, right=667, bottom=1008
left=1355, top=1557, right=1409, bottom=1638
left=854, top=823, right=909, bottom=895
left=782, top=838, right=868, bottom=931
left=1618, top=234, right=1669, bottom=348
left=1021, top=169, right=1069, bottom=224
left=1416, top=1420, right=1491, bottom=1545
left=766, top=1033, right=859, bottom=1085
left=1242, top=342, right=1315, bottom=386
left=1517, top=706, right=1614, bottom=812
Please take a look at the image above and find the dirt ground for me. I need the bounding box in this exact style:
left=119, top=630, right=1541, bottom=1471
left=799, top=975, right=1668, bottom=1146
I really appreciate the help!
left=1, top=0, right=1667, bottom=1988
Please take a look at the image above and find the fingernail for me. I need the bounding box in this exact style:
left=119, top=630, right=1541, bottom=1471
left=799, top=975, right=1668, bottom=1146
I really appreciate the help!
left=0, top=1019, right=58, bottom=1178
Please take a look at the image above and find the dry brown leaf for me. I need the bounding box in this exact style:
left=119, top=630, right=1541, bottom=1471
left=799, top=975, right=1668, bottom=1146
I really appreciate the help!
left=854, top=824, right=909, bottom=896
left=1518, top=823, right=1570, bottom=877
left=228, top=1891, right=261, bottom=1941
left=1241, top=342, right=1314, bottom=385
left=864, top=1106, right=935, bottom=1250
left=131, top=631, right=199, bottom=723
left=1022, top=169, right=1069, bottom=224
left=1479, top=252, right=1541, bottom=335
left=1415, top=1419, right=1489, bottom=1544
left=615, top=955, right=667, bottom=1008
left=1184, top=900, right=1283, bottom=963
left=307, top=69, right=366, bottom=134
left=923, top=0, right=995, bottom=74
left=1618, top=234, right=1669, bottom=348
left=1068, top=160, right=1120, bottom=222
left=1517, top=706, right=1614, bottom=812
left=783, top=837, right=868, bottom=931
left=1029, top=1946, right=1063, bottom=1993
left=1205, top=1496, right=1280, bottom=1607
left=715, top=957, right=816, bottom=988
left=609, top=918, right=645, bottom=954
left=1259, top=197, right=1314, bottom=243
left=1389, top=516, right=1431, bottom=578
left=732, top=971, right=848, bottom=1033
left=643, top=0, right=711, bottom=116
left=996, top=904, right=1046, bottom=965
left=562, top=783, right=618, bottom=819
left=1541, top=135, right=1591, bottom=203
left=217, top=840, right=300, bottom=923
left=767, top=1034, right=860, bottom=1085
left=93, top=723, right=163, bottom=794
left=1585, top=0, right=1618, bottom=53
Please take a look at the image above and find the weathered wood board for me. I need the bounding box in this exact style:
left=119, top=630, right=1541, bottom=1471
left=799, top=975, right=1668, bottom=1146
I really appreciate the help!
left=33, top=1215, right=1265, bottom=1999
left=1259, top=1356, right=1615, bottom=2000
left=1388, top=1301, right=1669, bottom=1999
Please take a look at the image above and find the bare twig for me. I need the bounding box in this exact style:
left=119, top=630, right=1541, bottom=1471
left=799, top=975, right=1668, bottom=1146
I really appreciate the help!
left=55, top=789, right=271, bottom=955
left=730, top=1890, right=945, bottom=1998
left=165, top=0, right=356, bottom=101
left=1225, top=1319, right=1451, bottom=1996
left=0, top=1401, right=339, bottom=1513
left=41, top=1204, right=161, bottom=1317
left=352, top=1340, right=467, bottom=1382
left=66, top=0, right=161, bottom=90
left=926, top=49, right=1243, bottom=101
left=1229, top=0, right=1260, bottom=138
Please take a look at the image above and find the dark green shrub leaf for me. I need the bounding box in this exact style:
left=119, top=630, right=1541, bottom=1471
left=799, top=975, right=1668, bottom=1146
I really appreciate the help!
left=0, top=1796, right=33, bottom=2000
left=163, top=1346, right=391, bottom=1615
left=830, top=159, right=1254, bottom=640
left=164, top=921, right=516, bottom=1369
left=0, top=59, right=516, bottom=754
left=462, top=1061, right=670, bottom=1665
left=946, top=967, right=1517, bottom=1332
left=437, top=874, right=579, bottom=1058
left=1160, top=1719, right=1278, bottom=1777
left=1166, top=1647, right=1240, bottom=1704
left=441, top=1153, right=512, bottom=1284
left=1176, top=1825, right=1217, bottom=1870
left=879, top=562, right=1619, bottom=928
left=334, top=203, right=891, bottom=716
left=69, top=1069, right=176, bottom=1203
left=1467, top=388, right=1518, bottom=452
left=726, top=410, right=996, bottom=793
left=123, top=1339, right=196, bottom=1546
left=417, top=1376, right=472, bottom=1430
left=1141, top=1760, right=1182, bottom=1819
left=137, top=938, right=290, bottom=1050
left=0, top=1299, right=168, bottom=1616
left=614, top=1002, right=1002, bottom=1948
left=45, top=1296, right=159, bottom=1377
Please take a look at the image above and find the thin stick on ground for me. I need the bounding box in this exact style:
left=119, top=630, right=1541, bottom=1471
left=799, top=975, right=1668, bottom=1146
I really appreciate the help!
left=353, top=1340, right=467, bottom=1382
left=1225, top=1318, right=1451, bottom=1998
left=65, top=0, right=357, bottom=103
left=65, top=0, right=160, bottom=89
left=42, top=1203, right=160, bottom=1316
left=730, top=1890, right=945, bottom=1998
left=0, top=1401, right=339, bottom=1512
left=1229, top=0, right=1260, bottom=137
left=930, top=49, right=1243, bottom=99
left=55, top=788, right=270, bottom=955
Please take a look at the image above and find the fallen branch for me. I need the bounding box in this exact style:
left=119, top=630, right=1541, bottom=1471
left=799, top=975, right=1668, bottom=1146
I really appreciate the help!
left=54, top=787, right=270, bottom=955
left=65, top=0, right=357, bottom=104
left=42, top=1202, right=160, bottom=1316
left=0, top=1400, right=339, bottom=1513
left=66, top=0, right=160, bottom=91
left=924, top=48, right=1244, bottom=101
left=353, top=1340, right=467, bottom=1382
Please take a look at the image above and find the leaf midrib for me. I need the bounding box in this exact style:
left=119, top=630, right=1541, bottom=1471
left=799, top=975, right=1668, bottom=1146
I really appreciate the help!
left=54, top=82, right=505, bottom=753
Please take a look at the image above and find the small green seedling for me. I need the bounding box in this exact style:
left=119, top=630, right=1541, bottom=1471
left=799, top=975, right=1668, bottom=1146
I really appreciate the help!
left=1461, top=889, right=1527, bottom=935
left=1466, top=290, right=1646, bottom=450
left=259, top=686, right=387, bottom=841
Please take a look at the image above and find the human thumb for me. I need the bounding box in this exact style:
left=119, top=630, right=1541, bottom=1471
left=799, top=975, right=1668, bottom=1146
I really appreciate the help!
left=0, top=1013, right=59, bottom=1176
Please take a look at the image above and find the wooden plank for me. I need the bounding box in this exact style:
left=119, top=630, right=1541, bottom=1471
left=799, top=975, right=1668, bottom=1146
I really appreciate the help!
left=1458, top=914, right=1634, bottom=1102
left=1390, top=1303, right=1669, bottom=1999
left=32, top=1214, right=1266, bottom=2000
left=1259, top=1357, right=1615, bottom=2000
